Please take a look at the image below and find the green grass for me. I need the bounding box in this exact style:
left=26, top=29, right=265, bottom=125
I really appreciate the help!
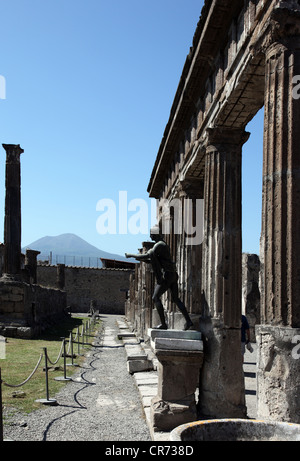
left=0, top=315, right=101, bottom=414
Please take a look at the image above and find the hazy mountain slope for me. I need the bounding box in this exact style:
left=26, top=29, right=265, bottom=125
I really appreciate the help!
left=22, top=233, right=127, bottom=265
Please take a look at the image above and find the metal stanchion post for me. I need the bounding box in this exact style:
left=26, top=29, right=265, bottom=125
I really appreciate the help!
left=77, top=327, right=80, bottom=355
left=55, top=339, right=71, bottom=382
left=81, top=324, right=84, bottom=348
left=77, top=326, right=83, bottom=356
left=35, top=348, right=57, bottom=405
left=67, top=333, right=79, bottom=367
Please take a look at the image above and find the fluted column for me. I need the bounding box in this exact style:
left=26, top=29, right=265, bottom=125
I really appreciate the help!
left=201, top=127, right=250, bottom=327
left=261, top=37, right=300, bottom=328
left=256, top=21, right=300, bottom=422
left=199, top=127, right=249, bottom=419
left=2, top=144, right=24, bottom=279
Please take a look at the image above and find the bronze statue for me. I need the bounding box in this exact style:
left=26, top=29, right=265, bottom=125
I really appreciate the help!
left=125, top=226, right=193, bottom=330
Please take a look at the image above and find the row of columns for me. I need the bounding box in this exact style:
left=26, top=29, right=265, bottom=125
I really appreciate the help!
left=199, top=31, right=300, bottom=420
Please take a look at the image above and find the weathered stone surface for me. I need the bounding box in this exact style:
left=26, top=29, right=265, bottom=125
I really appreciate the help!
left=148, top=328, right=201, bottom=341
left=242, top=253, right=260, bottom=341
left=151, top=395, right=198, bottom=432
left=170, top=419, right=300, bottom=442
left=38, top=264, right=131, bottom=314
left=127, top=359, right=153, bottom=374
left=0, top=279, right=66, bottom=338
left=154, top=337, right=203, bottom=352
left=199, top=324, right=247, bottom=419
left=2, top=144, right=23, bottom=279
left=126, top=0, right=300, bottom=423
left=156, top=349, right=203, bottom=402
left=256, top=325, right=300, bottom=423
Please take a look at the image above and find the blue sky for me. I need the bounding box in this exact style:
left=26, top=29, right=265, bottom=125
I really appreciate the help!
left=0, top=0, right=263, bottom=257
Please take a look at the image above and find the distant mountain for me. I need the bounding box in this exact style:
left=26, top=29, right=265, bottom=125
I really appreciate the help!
left=22, top=233, right=128, bottom=267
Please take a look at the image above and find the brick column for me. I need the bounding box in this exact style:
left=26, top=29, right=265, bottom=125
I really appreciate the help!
left=257, top=31, right=300, bottom=423
left=2, top=144, right=24, bottom=279
left=199, top=127, right=249, bottom=418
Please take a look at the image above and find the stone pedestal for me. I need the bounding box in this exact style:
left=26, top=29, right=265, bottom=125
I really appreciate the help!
left=198, top=322, right=247, bottom=419
left=256, top=325, right=300, bottom=424
left=149, top=329, right=203, bottom=432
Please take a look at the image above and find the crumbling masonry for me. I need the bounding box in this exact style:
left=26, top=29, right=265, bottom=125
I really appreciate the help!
left=126, top=0, right=300, bottom=424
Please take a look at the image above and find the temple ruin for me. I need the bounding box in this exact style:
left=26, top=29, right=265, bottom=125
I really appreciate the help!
left=126, top=0, right=300, bottom=426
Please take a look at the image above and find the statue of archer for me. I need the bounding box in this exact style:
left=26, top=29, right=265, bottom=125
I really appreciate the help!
left=125, top=225, right=193, bottom=330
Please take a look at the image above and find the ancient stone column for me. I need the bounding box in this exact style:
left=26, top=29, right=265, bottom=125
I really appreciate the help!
left=199, top=127, right=249, bottom=418
left=2, top=144, right=24, bottom=279
left=241, top=253, right=260, bottom=340
left=25, top=249, right=41, bottom=284
left=257, top=17, right=300, bottom=422
left=56, top=264, right=65, bottom=290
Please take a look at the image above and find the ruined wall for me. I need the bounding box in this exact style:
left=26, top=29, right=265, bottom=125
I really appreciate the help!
left=37, top=265, right=133, bottom=314
left=0, top=280, right=66, bottom=338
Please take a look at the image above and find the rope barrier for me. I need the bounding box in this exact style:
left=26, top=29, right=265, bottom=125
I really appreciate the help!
left=46, top=339, right=64, bottom=366
left=0, top=317, right=100, bottom=438
left=2, top=353, right=43, bottom=388
left=35, top=348, right=57, bottom=406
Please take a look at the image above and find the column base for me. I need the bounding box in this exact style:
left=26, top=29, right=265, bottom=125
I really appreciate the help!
left=256, top=325, right=300, bottom=423
left=198, top=322, right=247, bottom=419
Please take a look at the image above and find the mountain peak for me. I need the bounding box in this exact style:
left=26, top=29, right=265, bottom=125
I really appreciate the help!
left=22, top=233, right=127, bottom=267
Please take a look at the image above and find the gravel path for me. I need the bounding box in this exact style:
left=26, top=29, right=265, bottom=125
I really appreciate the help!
left=3, top=314, right=151, bottom=441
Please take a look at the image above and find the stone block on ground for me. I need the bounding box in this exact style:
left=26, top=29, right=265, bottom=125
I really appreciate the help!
left=150, top=394, right=198, bottom=432
left=127, top=358, right=153, bottom=374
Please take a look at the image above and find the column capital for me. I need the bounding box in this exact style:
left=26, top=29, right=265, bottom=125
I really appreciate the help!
left=253, top=5, right=300, bottom=56
left=2, top=144, right=24, bottom=162
left=203, top=126, right=250, bottom=150
left=175, top=177, right=204, bottom=199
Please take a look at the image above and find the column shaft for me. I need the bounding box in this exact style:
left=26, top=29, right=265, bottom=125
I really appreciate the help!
left=261, top=38, right=300, bottom=328
left=2, top=144, right=24, bottom=278
left=199, top=127, right=249, bottom=418
left=202, top=128, right=249, bottom=328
